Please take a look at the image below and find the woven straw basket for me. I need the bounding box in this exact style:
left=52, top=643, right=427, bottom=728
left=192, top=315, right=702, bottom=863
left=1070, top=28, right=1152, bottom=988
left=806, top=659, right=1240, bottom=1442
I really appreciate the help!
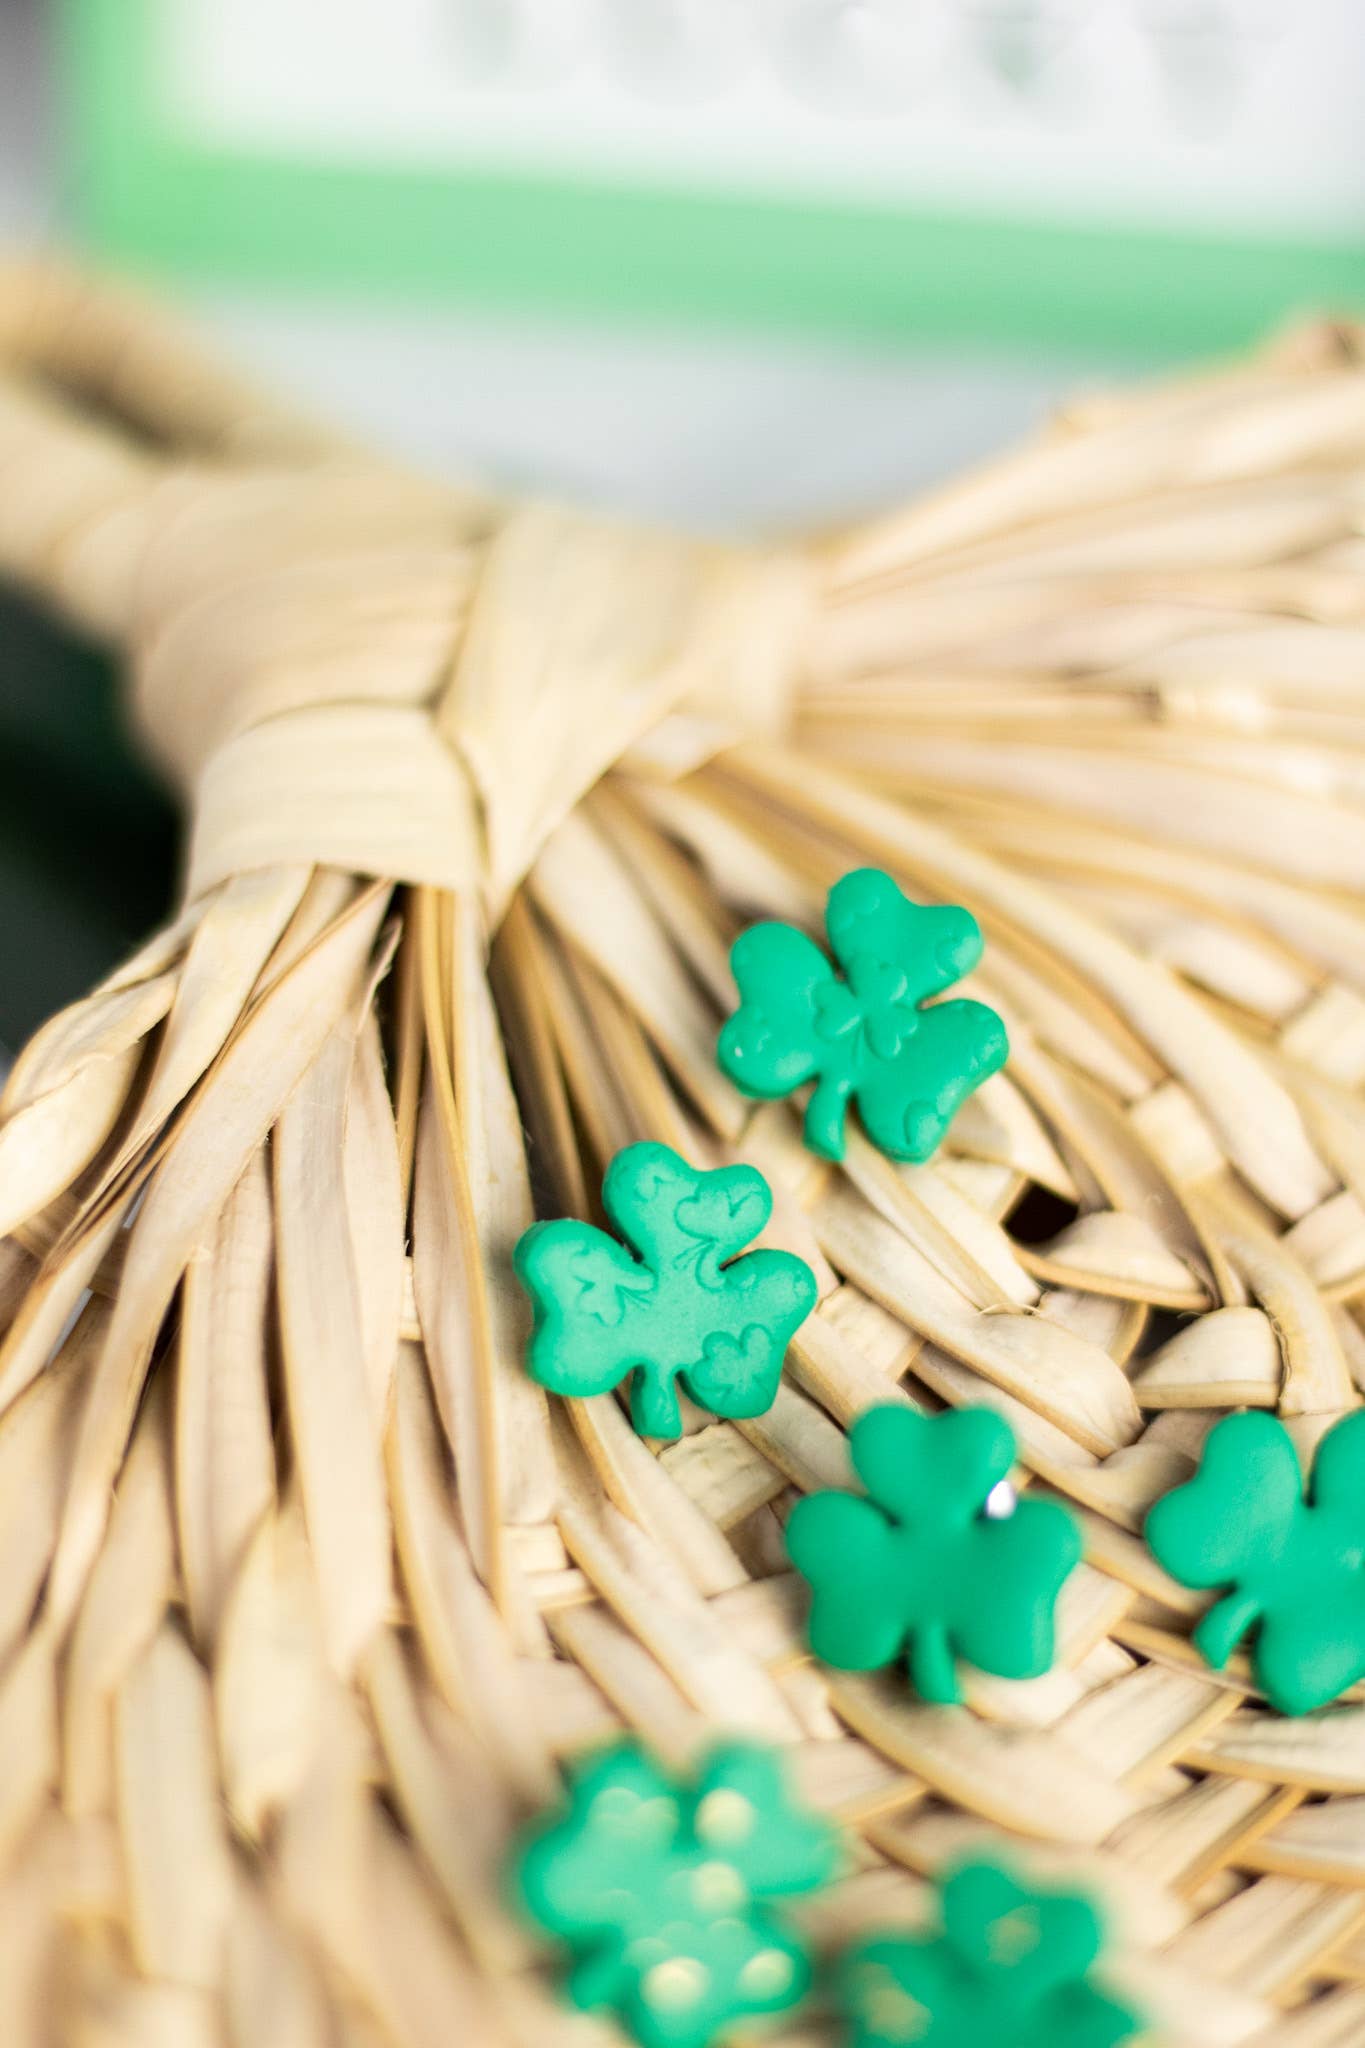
left=2, top=262, right=1365, bottom=2048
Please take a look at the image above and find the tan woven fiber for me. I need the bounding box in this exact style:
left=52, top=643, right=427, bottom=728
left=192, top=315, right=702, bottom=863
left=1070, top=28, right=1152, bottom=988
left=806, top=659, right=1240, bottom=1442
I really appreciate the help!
left=2, top=258, right=1365, bottom=2047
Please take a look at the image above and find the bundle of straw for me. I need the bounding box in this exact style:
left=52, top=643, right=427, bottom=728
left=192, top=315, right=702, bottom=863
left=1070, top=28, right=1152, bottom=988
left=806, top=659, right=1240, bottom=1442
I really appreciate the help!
left=0, top=261, right=1363, bottom=2047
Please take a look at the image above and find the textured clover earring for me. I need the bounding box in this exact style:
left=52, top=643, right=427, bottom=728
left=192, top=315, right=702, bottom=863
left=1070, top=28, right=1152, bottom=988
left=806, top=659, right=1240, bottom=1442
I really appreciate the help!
left=513, top=1140, right=818, bottom=1439
left=515, top=1740, right=838, bottom=2048
left=786, top=1405, right=1081, bottom=1704
left=717, top=867, right=1008, bottom=1165
left=838, top=1856, right=1141, bottom=2048
left=1145, top=1408, right=1365, bottom=1717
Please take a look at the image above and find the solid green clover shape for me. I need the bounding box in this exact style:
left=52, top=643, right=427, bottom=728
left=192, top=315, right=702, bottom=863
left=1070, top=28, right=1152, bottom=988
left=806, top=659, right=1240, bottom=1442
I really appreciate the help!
left=1145, top=1407, right=1365, bottom=1716
left=786, top=1405, right=1081, bottom=1704
left=512, top=1140, right=817, bottom=1440
left=515, top=1739, right=838, bottom=2048
left=838, top=1856, right=1141, bottom=2048
left=717, top=867, right=1008, bottom=1164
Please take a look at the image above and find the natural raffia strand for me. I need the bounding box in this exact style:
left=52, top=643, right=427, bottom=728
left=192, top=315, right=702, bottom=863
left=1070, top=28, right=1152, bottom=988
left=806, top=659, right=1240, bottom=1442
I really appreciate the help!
left=1, top=259, right=1364, bottom=2045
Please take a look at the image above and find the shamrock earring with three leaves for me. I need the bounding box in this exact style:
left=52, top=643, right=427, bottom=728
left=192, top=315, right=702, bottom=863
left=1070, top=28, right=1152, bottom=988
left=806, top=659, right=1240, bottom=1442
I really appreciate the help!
left=840, top=1856, right=1141, bottom=2048
left=513, top=1141, right=817, bottom=1440
left=1146, top=1408, right=1365, bottom=1716
left=787, top=1405, right=1081, bottom=1704
left=718, top=867, right=1008, bottom=1165
left=515, top=1740, right=838, bottom=2048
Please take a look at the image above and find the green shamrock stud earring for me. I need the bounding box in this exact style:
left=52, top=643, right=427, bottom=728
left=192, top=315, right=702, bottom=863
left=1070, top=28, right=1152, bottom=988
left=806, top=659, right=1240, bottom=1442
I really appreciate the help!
left=786, top=1406, right=1080, bottom=1704
left=717, top=868, right=1008, bottom=1164
left=516, top=1739, right=838, bottom=2048
left=839, top=1856, right=1141, bottom=2048
left=513, top=1141, right=817, bottom=1440
left=1146, top=1408, right=1365, bottom=1716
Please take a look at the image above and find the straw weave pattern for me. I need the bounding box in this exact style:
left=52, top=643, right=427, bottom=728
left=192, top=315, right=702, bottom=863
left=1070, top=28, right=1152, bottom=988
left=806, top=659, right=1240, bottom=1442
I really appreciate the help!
left=1, top=264, right=1364, bottom=2047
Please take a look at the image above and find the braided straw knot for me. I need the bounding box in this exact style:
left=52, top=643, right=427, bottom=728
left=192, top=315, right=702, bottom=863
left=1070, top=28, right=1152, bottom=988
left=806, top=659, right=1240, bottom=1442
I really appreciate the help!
left=124, top=465, right=813, bottom=916
left=0, top=261, right=810, bottom=915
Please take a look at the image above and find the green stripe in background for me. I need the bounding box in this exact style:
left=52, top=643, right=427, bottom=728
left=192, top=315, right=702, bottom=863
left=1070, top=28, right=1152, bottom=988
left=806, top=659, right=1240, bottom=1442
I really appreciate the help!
left=56, top=0, right=1365, bottom=354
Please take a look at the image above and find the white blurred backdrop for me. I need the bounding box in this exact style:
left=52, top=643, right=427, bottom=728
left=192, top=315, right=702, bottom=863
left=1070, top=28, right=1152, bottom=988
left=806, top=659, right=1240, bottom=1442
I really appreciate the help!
left=0, top=0, right=1158, bottom=532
